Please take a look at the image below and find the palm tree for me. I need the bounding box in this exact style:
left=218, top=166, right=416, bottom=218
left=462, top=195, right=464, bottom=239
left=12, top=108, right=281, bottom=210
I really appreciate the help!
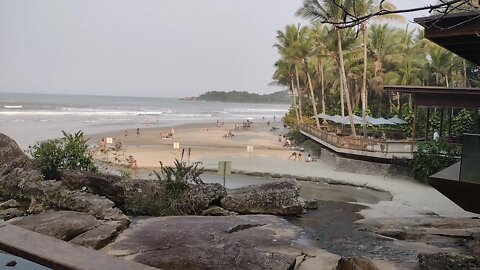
left=273, top=59, right=301, bottom=126
left=297, top=27, right=321, bottom=128
left=297, top=0, right=357, bottom=136
left=347, top=0, right=403, bottom=133
left=275, top=25, right=305, bottom=122
left=309, top=23, right=330, bottom=118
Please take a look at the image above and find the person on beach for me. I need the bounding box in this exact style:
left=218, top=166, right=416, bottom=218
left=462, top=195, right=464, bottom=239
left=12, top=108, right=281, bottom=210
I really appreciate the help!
left=298, top=153, right=303, bottom=161
left=124, top=130, right=128, bottom=139
left=136, top=128, right=140, bottom=137
left=288, top=151, right=297, bottom=160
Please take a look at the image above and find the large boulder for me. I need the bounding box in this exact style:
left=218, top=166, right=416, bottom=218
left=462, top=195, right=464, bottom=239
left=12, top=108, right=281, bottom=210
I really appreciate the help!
left=221, top=180, right=304, bottom=216
left=0, top=133, right=25, bottom=165
left=103, top=215, right=339, bottom=270
left=61, top=170, right=126, bottom=206
left=61, top=170, right=227, bottom=216
left=418, top=252, right=480, bottom=270
left=8, top=211, right=100, bottom=241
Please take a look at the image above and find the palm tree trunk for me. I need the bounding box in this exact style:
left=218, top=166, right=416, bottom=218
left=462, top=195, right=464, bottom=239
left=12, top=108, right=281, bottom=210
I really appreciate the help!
left=320, top=59, right=326, bottom=116
left=361, top=23, right=368, bottom=137
left=290, top=79, right=300, bottom=126
left=336, top=57, right=345, bottom=117
left=294, top=64, right=303, bottom=122
left=305, top=59, right=320, bottom=129
left=336, top=29, right=356, bottom=136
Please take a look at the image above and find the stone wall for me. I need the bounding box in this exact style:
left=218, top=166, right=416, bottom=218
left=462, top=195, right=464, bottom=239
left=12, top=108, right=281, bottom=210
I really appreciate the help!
left=319, top=147, right=412, bottom=178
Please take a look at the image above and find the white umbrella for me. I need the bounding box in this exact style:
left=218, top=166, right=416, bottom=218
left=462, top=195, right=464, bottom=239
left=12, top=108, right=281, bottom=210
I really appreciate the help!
left=328, top=115, right=344, bottom=123
left=314, top=112, right=332, bottom=120
left=388, top=116, right=407, bottom=124
left=339, top=116, right=366, bottom=125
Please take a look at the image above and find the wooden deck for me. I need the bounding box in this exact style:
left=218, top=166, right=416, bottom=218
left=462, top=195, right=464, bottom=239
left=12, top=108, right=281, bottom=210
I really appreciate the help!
left=299, top=124, right=416, bottom=160
left=0, top=221, right=156, bottom=270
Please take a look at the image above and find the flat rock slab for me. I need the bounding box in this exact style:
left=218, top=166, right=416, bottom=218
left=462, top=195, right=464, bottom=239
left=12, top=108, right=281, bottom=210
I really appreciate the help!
left=103, top=215, right=338, bottom=270
left=70, top=221, right=125, bottom=250
left=8, top=211, right=99, bottom=241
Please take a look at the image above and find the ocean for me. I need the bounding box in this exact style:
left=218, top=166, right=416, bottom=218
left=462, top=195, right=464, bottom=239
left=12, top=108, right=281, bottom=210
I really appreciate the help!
left=0, top=92, right=289, bottom=148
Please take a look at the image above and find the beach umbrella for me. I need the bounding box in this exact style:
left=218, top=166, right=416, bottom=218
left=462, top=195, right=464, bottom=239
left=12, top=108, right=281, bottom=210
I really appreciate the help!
left=339, top=116, right=366, bottom=125
left=365, top=116, right=396, bottom=125
left=388, top=116, right=407, bottom=124
left=375, top=117, right=397, bottom=125
left=313, top=112, right=332, bottom=120
left=328, top=115, right=344, bottom=123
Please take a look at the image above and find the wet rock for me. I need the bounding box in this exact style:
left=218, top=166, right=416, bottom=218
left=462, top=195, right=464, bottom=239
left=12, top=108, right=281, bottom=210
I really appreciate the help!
left=5, top=260, right=17, bottom=267
left=418, top=252, right=479, bottom=270
left=103, top=215, right=307, bottom=270
left=336, top=257, right=380, bottom=270
left=221, top=180, right=304, bottom=216
left=201, top=206, right=237, bottom=216
left=70, top=221, right=126, bottom=250
left=8, top=211, right=100, bottom=241
left=0, top=199, right=20, bottom=209
left=0, top=208, right=24, bottom=220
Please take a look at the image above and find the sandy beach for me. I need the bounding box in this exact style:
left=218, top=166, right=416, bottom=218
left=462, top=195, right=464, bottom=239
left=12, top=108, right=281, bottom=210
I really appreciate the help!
left=90, top=120, right=477, bottom=221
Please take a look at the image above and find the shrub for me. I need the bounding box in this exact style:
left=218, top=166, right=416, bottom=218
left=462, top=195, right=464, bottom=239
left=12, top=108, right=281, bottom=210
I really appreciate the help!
left=410, top=139, right=458, bottom=182
left=27, top=131, right=97, bottom=180
left=153, top=156, right=204, bottom=215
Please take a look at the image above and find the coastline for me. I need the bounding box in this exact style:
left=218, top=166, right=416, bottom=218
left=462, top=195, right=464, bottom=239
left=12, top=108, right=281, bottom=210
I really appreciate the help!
left=88, top=120, right=477, bottom=221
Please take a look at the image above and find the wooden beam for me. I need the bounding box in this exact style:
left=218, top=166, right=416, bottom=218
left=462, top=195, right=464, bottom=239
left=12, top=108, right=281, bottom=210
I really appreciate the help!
left=0, top=223, right=156, bottom=270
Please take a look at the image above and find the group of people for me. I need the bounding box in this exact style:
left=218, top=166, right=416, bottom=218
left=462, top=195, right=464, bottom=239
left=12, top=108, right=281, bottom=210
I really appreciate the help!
left=160, top=128, right=175, bottom=139
left=288, top=152, right=317, bottom=162
left=223, top=131, right=235, bottom=138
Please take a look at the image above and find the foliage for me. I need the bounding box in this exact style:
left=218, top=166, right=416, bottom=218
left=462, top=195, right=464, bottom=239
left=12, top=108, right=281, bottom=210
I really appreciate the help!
left=452, top=109, right=473, bottom=136
left=153, top=156, right=205, bottom=216
left=285, top=128, right=308, bottom=144
left=196, top=90, right=290, bottom=103
left=27, top=131, right=97, bottom=180
left=283, top=106, right=299, bottom=127
left=410, top=139, right=458, bottom=182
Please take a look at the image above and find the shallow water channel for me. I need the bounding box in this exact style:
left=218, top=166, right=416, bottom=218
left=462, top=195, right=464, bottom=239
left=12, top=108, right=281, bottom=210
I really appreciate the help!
left=202, top=172, right=417, bottom=263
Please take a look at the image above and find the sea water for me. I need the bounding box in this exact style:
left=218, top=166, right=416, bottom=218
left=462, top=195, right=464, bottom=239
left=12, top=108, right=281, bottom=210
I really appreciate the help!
left=0, top=92, right=288, bottom=148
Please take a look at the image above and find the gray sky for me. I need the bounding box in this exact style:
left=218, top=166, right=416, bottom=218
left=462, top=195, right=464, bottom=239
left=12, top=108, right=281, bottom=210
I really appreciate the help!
left=0, top=0, right=434, bottom=98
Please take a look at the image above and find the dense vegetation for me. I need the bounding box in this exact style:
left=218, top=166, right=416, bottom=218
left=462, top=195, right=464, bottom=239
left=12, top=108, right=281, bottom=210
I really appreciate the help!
left=196, top=90, right=290, bottom=103
left=410, top=140, right=458, bottom=182
left=274, top=0, right=480, bottom=137
left=27, top=131, right=97, bottom=180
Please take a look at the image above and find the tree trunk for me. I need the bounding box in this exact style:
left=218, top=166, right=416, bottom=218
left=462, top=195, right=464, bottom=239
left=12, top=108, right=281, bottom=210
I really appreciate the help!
left=294, top=64, right=303, bottom=122
left=337, top=29, right=356, bottom=136
left=290, top=78, right=300, bottom=126
left=320, top=59, right=326, bottom=116
left=305, top=59, right=320, bottom=129
left=361, top=23, right=368, bottom=137
left=337, top=56, right=345, bottom=117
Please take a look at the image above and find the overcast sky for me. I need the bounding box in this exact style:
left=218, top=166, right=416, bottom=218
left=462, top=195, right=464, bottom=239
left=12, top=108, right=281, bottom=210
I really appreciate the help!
left=0, top=0, right=434, bottom=98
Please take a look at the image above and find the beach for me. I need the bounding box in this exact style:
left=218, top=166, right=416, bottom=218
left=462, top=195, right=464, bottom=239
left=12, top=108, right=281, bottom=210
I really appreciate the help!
left=89, top=120, right=477, bottom=220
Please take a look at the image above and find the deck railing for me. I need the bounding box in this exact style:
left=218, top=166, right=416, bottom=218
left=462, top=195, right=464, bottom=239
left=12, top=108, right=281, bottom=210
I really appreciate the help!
left=299, top=124, right=417, bottom=156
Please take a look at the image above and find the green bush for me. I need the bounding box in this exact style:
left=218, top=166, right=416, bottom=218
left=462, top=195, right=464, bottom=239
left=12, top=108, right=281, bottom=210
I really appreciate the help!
left=153, top=158, right=204, bottom=215
left=27, top=131, right=97, bottom=180
left=410, top=139, right=458, bottom=182
left=452, top=109, right=473, bottom=136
